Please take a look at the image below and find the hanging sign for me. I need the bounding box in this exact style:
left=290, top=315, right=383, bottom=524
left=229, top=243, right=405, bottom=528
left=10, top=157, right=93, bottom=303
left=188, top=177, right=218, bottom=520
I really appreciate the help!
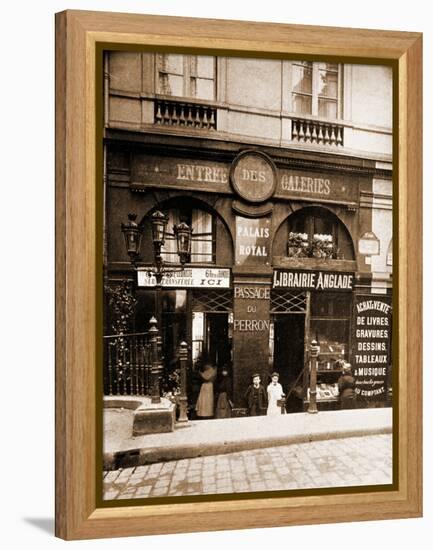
left=137, top=268, right=230, bottom=288
left=358, top=231, right=380, bottom=255
left=273, top=269, right=354, bottom=291
left=351, top=295, right=392, bottom=401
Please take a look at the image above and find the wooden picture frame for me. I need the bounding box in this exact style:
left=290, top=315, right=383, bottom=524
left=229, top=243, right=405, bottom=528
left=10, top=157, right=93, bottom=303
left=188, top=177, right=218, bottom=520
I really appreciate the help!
left=55, top=10, right=422, bottom=540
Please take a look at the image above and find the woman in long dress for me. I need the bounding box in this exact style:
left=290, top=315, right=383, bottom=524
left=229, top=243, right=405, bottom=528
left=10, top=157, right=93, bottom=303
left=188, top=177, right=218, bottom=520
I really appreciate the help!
left=267, top=372, right=284, bottom=416
left=195, top=362, right=217, bottom=419
left=337, top=362, right=356, bottom=409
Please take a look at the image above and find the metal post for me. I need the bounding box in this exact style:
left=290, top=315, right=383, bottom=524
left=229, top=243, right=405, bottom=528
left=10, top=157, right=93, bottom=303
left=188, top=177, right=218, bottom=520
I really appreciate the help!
left=155, top=280, right=163, bottom=329
left=177, top=341, right=189, bottom=423
left=308, top=340, right=320, bottom=414
left=149, top=316, right=162, bottom=404
left=280, top=393, right=286, bottom=415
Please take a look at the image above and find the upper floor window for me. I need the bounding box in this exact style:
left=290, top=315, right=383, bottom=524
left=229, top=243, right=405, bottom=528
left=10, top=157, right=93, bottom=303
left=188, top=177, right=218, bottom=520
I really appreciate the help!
left=161, top=207, right=214, bottom=264
left=156, top=54, right=216, bottom=101
left=291, top=62, right=341, bottom=119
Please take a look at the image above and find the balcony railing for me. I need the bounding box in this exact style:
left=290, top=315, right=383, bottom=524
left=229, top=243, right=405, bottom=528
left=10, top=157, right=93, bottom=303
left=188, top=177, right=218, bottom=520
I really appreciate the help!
left=155, top=99, right=217, bottom=130
left=291, top=117, right=344, bottom=146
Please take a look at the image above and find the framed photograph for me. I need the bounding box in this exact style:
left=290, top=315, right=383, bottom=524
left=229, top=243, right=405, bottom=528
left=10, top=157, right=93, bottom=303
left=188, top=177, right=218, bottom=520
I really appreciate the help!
left=55, top=10, right=422, bottom=540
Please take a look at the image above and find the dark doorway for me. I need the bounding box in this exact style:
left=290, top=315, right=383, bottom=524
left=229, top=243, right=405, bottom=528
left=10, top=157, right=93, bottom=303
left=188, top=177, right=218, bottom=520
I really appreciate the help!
left=273, top=314, right=305, bottom=411
left=192, top=312, right=231, bottom=370
left=206, top=313, right=231, bottom=369
left=190, top=311, right=232, bottom=416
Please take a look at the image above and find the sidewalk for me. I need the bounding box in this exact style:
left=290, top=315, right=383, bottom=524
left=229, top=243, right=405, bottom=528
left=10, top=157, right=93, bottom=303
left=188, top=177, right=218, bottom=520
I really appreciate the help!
left=103, top=406, right=392, bottom=470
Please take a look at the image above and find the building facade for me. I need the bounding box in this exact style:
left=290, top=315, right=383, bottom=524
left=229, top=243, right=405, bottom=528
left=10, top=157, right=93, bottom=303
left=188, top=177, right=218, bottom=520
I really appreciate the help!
left=104, top=52, right=393, bottom=413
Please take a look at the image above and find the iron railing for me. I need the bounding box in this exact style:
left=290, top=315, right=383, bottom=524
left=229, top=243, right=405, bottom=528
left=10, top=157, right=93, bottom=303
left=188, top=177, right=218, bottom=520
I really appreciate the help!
left=104, top=332, right=152, bottom=396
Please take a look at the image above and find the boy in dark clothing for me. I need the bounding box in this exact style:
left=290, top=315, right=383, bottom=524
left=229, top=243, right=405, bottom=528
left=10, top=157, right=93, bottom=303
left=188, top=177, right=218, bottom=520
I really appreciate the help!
left=244, top=373, right=267, bottom=416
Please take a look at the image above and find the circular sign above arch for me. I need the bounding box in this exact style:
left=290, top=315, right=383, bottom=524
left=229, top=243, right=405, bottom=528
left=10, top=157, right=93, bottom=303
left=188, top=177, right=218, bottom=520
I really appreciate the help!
left=230, top=150, right=277, bottom=203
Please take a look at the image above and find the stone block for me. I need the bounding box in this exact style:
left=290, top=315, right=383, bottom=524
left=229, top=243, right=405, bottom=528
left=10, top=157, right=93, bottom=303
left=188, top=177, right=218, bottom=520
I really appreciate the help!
left=132, top=398, right=176, bottom=436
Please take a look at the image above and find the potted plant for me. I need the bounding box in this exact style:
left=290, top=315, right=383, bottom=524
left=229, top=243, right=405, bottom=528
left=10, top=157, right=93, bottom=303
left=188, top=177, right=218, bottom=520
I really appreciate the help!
left=287, top=232, right=309, bottom=257
left=310, top=233, right=335, bottom=258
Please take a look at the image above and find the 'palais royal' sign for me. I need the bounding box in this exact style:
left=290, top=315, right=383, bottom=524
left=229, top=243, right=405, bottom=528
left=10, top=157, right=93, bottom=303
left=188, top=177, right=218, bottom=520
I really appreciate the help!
left=130, top=153, right=359, bottom=203
left=235, top=216, right=271, bottom=266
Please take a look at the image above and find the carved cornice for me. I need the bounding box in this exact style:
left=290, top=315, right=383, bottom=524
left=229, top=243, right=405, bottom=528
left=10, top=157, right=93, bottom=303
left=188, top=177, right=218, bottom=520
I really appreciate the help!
left=106, top=130, right=393, bottom=181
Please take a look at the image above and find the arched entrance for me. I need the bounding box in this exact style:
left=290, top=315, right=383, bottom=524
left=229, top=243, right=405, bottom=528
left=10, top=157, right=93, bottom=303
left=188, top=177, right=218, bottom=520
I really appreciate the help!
left=271, top=206, right=356, bottom=411
left=135, top=196, right=234, bottom=402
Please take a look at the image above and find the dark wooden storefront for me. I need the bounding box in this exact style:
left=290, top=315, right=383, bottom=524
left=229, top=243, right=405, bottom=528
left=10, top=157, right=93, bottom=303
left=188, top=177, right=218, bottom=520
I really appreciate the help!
left=104, top=136, right=392, bottom=412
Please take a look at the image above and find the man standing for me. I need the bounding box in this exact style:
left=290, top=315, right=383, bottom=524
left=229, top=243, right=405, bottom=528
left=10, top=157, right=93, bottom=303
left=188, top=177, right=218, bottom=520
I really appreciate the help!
left=245, top=373, right=267, bottom=416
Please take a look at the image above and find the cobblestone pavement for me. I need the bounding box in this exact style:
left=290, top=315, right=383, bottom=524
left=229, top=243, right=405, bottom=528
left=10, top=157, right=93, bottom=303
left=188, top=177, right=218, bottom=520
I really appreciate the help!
left=103, top=433, right=392, bottom=500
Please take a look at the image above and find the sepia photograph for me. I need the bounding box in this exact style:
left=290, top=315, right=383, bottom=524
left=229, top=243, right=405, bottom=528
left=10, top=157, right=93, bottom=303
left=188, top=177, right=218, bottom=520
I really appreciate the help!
left=102, top=50, right=394, bottom=501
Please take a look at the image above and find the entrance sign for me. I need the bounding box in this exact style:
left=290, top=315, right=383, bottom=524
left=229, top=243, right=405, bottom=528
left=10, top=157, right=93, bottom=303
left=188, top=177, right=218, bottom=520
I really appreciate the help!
left=130, top=153, right=360, bottom=205
left=273, top=269, right=354, bottom=291
left=278, top=169, right=359, bottom=203
left=137, top=267, right=230, bottom=288
left=132, top=154, right=232, bottom=194
left=233, top=282, right=272, bottom=403
left=230, top=150, right=277, bottom=203
left=352, top=295, right=392, bottom=401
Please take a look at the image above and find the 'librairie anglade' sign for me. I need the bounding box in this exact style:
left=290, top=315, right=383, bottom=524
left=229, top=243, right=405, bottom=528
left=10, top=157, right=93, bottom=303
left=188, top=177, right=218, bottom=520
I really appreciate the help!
left=352, top=296, right=392, bottom=401
left=273, top=269, right=354, bottom=291
left=137, top=268, right=230, bottom=288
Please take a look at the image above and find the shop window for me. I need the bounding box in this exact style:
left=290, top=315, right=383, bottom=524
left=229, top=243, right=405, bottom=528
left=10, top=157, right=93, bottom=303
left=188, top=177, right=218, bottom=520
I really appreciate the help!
left=310, top=292, right=351, bottom=368
left=156, top=54, right=216, bottom=101
left=287, top=206, right=355, bottom=260
left=161, top=207, right=215, bottom=264
left=291, top=62, right=342, bottom=119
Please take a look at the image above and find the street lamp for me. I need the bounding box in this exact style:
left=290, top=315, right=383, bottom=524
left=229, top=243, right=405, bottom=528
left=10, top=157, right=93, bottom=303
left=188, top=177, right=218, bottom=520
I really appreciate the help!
left=120, top=209, right=192, bottom=403
left=174, top=221, right=192, bottom=265
left=121, top=213, right=143, bottom=264
left=148, top=210, right=169, bottom=285
left=150, top=210, right=169, bottom=245
left=121, top=209, right=192, bottom=282
left=147, top=210, right=192, bottom=286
